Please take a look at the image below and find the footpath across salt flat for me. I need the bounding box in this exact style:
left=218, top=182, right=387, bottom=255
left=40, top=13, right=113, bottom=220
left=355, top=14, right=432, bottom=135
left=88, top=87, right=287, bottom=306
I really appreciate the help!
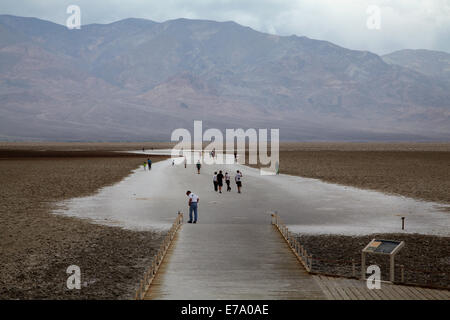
left=145, top=223, right=326, bottom=299
left=54, top=150, right=450, bottom=300
left=55, top=150, right=450, bottom=236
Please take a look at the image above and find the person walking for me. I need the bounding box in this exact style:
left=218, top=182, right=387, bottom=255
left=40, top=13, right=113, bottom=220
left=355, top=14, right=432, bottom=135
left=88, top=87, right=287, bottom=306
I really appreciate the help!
left=147, top=158, right=152, bottom=170
left=235, top=170, right=243, bottom=193
left=143, top=161, right=147, bottom=171
left=217, top=170, right=224, bottom=193
left=184, top=157, right=187, bottom=168
left=225, top=172, right=231, bottom=191
left=186, top=191, right=199, bottom=223
left=234, top=151, right=237, bottom=162
left=172, top=159, right=175, bottom=166
left=196, top=160, right=201, bottom=174
left=213, top=172, right=218, bottom=192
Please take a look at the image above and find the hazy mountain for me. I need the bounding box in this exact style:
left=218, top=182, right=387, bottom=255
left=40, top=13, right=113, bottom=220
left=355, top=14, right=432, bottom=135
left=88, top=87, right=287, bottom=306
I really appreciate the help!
left=383, top=49, right=450, bottom=84
left=0, top=15, right=449, bottom=141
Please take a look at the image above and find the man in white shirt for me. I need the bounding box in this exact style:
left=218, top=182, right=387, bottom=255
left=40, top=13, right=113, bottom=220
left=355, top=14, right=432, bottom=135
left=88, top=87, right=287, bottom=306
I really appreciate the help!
left=186, top=190, right=200, bottom=223
left=235, top=170, right=243, bottom=193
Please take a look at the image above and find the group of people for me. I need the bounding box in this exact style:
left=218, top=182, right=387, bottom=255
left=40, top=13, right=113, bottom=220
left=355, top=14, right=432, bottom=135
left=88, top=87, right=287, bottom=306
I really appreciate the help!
left=143, top=158, right=152, bottom=170
left=185, top=169, right=243, bottom=224
left=212, top=170, right=243, bottom=194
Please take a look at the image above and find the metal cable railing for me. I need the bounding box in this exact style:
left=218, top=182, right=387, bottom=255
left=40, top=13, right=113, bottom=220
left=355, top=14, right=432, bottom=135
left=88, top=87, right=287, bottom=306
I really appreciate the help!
left=271, top=213, right=313, bottom=272
left=271, top=213, right=450, bottom=290
left=135, top=212, right=183, bottom=300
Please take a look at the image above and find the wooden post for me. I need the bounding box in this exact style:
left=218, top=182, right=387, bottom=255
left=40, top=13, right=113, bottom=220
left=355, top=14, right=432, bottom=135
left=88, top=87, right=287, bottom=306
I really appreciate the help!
left=361, top=252, right=366, bottom=280
left=390, top=255, right=395, bottom=282
left=352, top=259, right=356, bottom=278
left=400, top=265, right=405, bottom=283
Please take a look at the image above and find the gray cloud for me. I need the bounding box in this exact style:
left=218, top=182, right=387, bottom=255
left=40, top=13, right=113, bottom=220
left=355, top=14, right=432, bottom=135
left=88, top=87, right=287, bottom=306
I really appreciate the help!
left=1, top=0, right=449, bottom=54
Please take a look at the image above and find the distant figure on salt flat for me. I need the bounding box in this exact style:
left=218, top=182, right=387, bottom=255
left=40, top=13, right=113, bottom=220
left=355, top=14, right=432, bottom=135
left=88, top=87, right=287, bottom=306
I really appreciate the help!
left=196, top=160, right=201, bottom=174
left=213, top=171, right=218, bottom=192
left=235, top=170, right=243, bottom=193
left=172, top=159, right=175, bottom=166
left=143, top=162, right=147, bottom=171
left=217, top=170, right=224, bottom=193
left=186, top=190, right=199, bottom=224
left=225, top=172, right=231, bottom=192
left=184, top=157, right=187, bottom=168
left=147, top=158, right=152, bottom=170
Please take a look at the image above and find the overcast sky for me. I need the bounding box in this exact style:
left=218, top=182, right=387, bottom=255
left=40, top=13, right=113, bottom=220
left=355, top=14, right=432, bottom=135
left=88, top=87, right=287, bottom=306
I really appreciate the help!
left=1, top=0, right=449, bottom=55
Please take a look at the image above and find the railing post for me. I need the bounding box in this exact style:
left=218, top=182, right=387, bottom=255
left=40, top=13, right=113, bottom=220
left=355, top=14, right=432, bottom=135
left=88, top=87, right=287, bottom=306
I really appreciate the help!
left=400, top=265, right=405, bottom=283
left=352, top=259, right=356, bottom=278
left=136, top=212, right=184, bottom=300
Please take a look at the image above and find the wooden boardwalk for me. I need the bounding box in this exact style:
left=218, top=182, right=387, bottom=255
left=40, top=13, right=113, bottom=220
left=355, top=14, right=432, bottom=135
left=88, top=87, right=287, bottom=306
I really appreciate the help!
left=144, top=223, right=326, bottom=299
left=143, top=222, right=449, bottom=300
left=314, top=275, right=450, bottom=300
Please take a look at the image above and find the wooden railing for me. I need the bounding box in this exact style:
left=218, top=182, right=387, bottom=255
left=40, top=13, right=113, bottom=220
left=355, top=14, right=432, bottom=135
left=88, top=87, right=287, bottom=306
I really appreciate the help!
left=135, top=212, right=183, bottom=300
left=271, top=213, right=313, bottom=272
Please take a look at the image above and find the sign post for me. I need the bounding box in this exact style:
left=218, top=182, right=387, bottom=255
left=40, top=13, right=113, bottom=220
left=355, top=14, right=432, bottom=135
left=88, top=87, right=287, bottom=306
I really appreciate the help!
left=361, top=239, right=405, bottom=282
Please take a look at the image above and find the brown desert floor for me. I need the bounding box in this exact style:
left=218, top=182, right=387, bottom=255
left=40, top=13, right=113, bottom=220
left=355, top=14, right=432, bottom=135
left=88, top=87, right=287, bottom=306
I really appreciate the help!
left=1, top=142, right=449, bottom=297
left=248, top=142, right=450, bottom=204
left=296, top=233, right=450, bottom=289
left=254, top=143, right=450, bottom=289
left=276, top=149, right=450, bottom=205
left=0, top=147, right=168, bottom=299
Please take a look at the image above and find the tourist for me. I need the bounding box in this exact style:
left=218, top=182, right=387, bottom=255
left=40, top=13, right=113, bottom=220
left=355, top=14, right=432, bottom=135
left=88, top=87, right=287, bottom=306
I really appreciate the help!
left=186, top=191, right=199, bottom=224
left=213, top=171, right=218, bottom=192
left=217, top=170, right=224, bottom=193
left=147, top=158, right=152, bottom=170
left=225, top=172, right=231, bottom=191
left=235, top=170, right=243, bottom=193
left=143, top=162, right=147, bottom=171
left=196, top=160, right=201, bottom=174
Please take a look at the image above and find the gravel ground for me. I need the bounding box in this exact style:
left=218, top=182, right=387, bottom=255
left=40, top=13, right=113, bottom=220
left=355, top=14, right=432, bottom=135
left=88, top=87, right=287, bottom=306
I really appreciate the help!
left=0, top=148, right=168, bottom=299
left=249, top=143, right=450, bottom=205
left=295, top=233, right=450, bottom=289
left=277, top=150, right=450, bottom=205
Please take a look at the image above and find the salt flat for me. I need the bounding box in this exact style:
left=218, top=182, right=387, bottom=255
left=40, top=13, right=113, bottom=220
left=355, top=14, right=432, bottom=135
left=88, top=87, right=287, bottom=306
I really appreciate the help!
left=54, top=150, right=450, bottom=236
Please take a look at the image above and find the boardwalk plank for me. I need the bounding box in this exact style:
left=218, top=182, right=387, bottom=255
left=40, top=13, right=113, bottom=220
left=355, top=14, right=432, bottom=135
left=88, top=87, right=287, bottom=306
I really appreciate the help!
left=145, top=224, right=327, bottom=300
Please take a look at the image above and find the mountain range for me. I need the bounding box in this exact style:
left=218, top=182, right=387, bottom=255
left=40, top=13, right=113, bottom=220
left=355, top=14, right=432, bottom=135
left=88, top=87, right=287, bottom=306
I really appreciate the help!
left=0, top=15, right=449, bottom=141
